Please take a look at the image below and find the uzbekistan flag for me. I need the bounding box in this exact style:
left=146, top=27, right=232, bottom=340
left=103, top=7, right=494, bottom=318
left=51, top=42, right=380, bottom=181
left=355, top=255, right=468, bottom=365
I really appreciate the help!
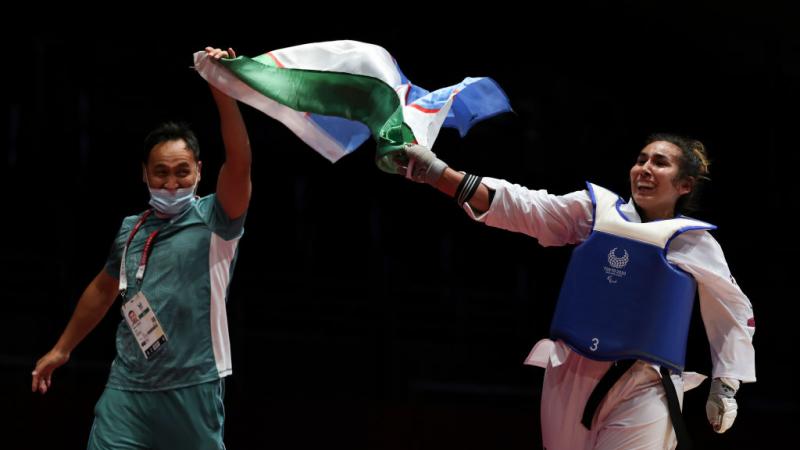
left=193, top=40, right=512, bottom=173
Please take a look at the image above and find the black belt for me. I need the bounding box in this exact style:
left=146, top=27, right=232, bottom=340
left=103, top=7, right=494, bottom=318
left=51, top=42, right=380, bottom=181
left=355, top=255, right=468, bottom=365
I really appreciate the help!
left=581, top=360, right=692, bottom=450
left=659, top=366, right=692, bottom=450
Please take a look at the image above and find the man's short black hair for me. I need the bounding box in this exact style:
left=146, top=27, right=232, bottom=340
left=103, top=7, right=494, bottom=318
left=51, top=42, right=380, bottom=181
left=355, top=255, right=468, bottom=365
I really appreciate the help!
left=142, top=122, right=200, bottom=164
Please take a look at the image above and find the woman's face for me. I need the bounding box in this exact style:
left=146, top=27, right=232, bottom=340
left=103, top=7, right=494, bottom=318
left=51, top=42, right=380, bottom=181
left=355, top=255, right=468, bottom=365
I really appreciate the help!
left=629, top=141, right=692, bottom=221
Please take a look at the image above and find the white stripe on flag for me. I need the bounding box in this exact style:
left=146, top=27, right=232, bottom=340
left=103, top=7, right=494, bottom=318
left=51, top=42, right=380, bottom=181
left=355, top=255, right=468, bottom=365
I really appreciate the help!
left=270, top=40, right=403, bottom=87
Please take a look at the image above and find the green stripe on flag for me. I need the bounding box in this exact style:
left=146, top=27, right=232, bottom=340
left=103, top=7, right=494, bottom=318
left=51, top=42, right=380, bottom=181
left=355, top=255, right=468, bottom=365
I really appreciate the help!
left=220, top=56, right=413, bottom=173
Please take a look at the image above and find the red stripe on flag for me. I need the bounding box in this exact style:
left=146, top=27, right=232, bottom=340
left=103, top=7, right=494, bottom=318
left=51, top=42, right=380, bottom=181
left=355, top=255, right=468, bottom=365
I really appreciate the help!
left=266, top=52, right=285, bottom=68
left=409, top=104, right=441, bottom=114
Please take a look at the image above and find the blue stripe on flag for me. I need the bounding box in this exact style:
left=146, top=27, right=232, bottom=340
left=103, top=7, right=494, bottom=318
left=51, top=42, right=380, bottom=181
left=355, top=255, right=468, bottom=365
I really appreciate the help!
left=405, top=84, right=430, bottom=105
left=408, top=77, right=513, bottom=137
left=444, top=78, right=512, bottom=137
left=308, top=114, right=372, bottom=152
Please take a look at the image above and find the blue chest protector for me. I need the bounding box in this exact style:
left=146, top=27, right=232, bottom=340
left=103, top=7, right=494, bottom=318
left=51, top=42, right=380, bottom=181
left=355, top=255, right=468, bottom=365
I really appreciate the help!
left=549, top=183, right=715, bottom=372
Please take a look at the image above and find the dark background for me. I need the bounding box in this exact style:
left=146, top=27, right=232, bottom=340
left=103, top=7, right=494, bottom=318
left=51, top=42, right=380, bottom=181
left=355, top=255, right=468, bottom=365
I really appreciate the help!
left=3, top=2, right=798, bottom=449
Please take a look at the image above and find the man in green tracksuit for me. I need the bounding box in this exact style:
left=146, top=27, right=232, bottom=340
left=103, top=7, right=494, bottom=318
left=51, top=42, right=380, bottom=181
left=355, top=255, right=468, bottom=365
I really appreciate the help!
left=32, top=46, right=250, bottom=450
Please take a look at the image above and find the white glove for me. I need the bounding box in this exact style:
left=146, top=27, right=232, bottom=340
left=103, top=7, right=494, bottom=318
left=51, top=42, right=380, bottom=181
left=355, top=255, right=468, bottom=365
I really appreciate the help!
left=403, top=144, right=448, bottom=185
left=706, top=377, right=739, bottom=433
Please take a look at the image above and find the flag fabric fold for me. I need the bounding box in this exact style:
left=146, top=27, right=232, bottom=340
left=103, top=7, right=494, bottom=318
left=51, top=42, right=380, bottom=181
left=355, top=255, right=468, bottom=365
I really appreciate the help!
left=194, top=40, right=511, bottom=173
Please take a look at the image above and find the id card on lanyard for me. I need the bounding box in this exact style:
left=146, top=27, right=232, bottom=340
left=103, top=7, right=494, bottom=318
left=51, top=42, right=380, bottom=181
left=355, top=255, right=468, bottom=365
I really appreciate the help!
left=122, top=291, right=167, bottom=358
left=119, top=209, right=170, bottom=359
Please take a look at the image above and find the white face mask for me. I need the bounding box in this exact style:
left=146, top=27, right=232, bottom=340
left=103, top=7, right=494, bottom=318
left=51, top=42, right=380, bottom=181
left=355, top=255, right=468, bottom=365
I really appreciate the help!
left=146, top=169, right=199, bottom=217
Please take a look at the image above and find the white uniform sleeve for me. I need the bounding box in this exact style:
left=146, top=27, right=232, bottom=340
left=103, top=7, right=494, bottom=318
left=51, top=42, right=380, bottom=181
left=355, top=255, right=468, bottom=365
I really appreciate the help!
left=462, top=177, right=594, bottom=247
left=668, top=231, right=757, bottom=383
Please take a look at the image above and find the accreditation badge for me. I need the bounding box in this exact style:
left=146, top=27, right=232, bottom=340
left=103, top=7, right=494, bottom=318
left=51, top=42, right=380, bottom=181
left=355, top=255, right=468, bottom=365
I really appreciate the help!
left=122, top=291, right=168, bottom=359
